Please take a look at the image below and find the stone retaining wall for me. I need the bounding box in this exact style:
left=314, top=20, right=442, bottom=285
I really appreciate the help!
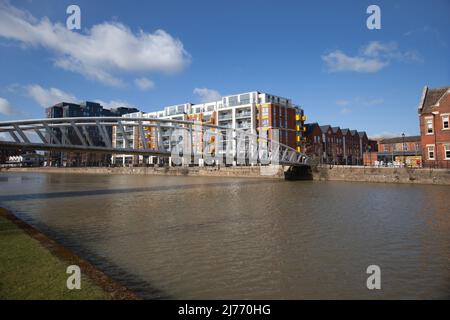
left=313, top=165, right=450, bottom=185
left=2, top=166, right=286, bottom=179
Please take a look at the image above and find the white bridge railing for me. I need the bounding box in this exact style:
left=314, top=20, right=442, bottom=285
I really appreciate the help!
left=0, top=117, right=309, bottom=166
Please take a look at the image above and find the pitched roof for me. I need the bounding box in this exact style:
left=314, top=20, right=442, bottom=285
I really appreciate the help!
left=350, top=130, right=358, bottom=136
left=305, top=123, right=320, bottom=134
left=379, top=135, right=421, bottom=144
left=331, top=127, right=341, bottom=134
left=419, top=86, right=450, bottom=114
left=319, top=125, right=331, bottom=132
left=358, top=131, right=367, bottom=138
left=341, top=128, right=350, bottom=135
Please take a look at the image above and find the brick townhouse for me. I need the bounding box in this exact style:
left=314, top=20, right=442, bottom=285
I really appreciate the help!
left=418, top=85, right=450, bottom=168
left=305, top=123, right=370, bottom=165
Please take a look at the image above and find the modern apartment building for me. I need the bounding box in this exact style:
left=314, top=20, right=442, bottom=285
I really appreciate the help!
left=112, top=91, right=306, bottom=166
left=46, top=101, right=139, bottom=166
left=418, top=85, right=450, bottom=168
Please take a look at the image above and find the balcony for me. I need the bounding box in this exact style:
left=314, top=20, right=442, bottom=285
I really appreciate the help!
left=235, top=111, right=251, bottom=119
left=218, top=114, right=232, bottom=121
left=237, top=122, right=251, bottom=129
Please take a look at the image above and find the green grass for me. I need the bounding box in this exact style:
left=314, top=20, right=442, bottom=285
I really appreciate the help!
left=0, top=214, right=110, bottom=300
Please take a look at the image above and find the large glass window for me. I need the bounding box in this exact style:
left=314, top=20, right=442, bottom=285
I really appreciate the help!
left=239, top=94, right=250, bottom=105
left=228, top=96, right=238, bottom=106
left=262, top=107, right=269, bottom=116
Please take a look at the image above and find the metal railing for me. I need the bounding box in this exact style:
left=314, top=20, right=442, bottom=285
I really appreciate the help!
left=0, top=117, right=309, bottom=166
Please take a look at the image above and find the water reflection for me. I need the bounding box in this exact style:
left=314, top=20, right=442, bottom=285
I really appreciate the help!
left=0, top=172, right=449, bottom=299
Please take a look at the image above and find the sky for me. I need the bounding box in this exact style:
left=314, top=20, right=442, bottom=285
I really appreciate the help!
left=0, top=0, right=449, bottom=138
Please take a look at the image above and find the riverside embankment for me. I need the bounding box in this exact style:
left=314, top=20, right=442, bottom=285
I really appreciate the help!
left=314, top=165, right=450, bottom=185
left=2, top=165, right=450, bottom=185
left=0, top=207, right=139, bottom=300
left=1, top=165, right=287, bottom=179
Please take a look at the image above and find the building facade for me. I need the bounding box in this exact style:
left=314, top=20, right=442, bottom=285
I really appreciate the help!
left=305, top=123, right=369, bottom=165
left=46, top=101, right=139, bottom=166
left=112, top=91, right=306, bottom=166
left=418, top=86, right=450, bottom=168
left=367, top=135, right=422, bottom=167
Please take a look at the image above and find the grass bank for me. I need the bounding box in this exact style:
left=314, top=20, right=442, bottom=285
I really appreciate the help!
left=0, top=208, right=138, bottom=300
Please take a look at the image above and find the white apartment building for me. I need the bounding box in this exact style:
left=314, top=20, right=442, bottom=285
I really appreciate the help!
left=112, top=91, right=305, bottom=166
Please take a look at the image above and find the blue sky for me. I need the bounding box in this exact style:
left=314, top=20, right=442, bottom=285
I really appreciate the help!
left=0, top=0, right=449, bottom=137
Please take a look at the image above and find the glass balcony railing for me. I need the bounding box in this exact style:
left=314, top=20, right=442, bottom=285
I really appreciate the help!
left=218, top=114, right=232, bottom=120
left=235, top=112, right=251, bottom=119
left=237, top=123, right=251, bottom=129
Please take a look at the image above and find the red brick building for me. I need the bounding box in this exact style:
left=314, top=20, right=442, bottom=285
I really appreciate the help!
left=367, top=135, right=422, bottom=167
left=305, top=123, right=369, bottom=165
left=418, top=86, right=450, bottom=168
left=305, top=123, right=323, bottom=158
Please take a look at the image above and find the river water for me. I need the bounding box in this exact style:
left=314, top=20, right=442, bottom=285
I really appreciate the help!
left=0, top=172, right=449, bottom=299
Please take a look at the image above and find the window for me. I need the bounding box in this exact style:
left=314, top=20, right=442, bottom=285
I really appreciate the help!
left=426, top=118, right=434, bottom=134
left=239, top=94, right=250, bottom=105
left=415, top=143, right=420, bottom=151
left=403, top=143, right=408, bottom=151
left=228, top=96, right=238, bottom=106
left=442, top=115, right=449, bottom=130
left=445, top=145, right=450, bottom=160
left=262, top=107, right=269, bottom=116
left=261, top=119, right=269, bottom=127
left=427, top=145, right=435, bottom=160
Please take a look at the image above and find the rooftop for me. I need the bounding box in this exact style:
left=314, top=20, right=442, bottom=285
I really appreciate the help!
left=419, top=86, right=450, bottom=114
left=379, top=135, right=421, bottom=144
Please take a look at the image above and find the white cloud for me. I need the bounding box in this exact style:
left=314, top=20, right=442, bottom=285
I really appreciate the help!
left=335, top=96, right=384, bottom=114
left=361, top=41, right=421, bottom=62
left=340, top=107, right=352, bottom=115
left=322, top=50, right=387, bottom=73
left=361, top=41, right=397, bottom=58
left=0, top=97, right=15, bottom=115
left=336, top=99, right=350, bottom=106
left=134, top=77, right=155, bottom=91
left=363, top=98, right=384, bottom=106
left=0, top=2, right=191, bottom=86
left=193, top=88, right=222, bottom=103
left=322, top=41, right=421, bottom=73
left=27, top=85, right=77, bottom=108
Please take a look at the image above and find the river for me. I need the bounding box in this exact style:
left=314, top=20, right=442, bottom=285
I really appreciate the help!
left=0, top=172, right=449, bottom=299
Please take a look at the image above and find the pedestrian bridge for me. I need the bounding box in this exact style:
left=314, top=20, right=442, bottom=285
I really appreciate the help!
left=0, top=117, right=309, bottom=166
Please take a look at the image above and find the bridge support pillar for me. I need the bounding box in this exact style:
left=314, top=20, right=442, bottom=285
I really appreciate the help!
left=284, top=165, right=313, bottom=181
